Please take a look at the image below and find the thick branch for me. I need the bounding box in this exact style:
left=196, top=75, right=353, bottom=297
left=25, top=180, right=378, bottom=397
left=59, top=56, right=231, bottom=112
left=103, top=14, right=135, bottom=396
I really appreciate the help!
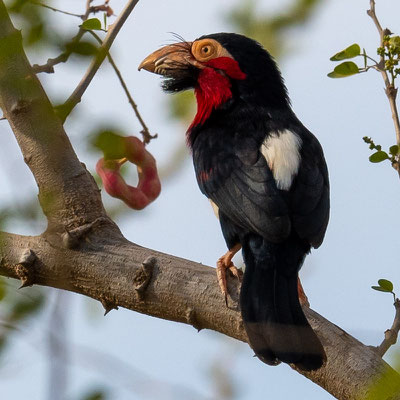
left=1, top=230, right=400, bottom=400
left=0, top=2, right=106, bottom=233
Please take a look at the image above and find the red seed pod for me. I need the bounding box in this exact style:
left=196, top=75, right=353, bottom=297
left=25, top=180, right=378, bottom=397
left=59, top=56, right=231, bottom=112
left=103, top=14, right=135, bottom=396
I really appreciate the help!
left=96, top=136, right=161, bottom=210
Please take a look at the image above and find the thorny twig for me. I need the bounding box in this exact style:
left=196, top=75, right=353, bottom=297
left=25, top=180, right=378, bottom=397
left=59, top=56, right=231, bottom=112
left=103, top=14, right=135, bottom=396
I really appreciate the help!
left=375, top=298, right=400, bottom=357
left=88, top=31, right=156, bottom=144
left=367, top=0, right=400, bottom=176
left=57, top=0, right=140, bottom=122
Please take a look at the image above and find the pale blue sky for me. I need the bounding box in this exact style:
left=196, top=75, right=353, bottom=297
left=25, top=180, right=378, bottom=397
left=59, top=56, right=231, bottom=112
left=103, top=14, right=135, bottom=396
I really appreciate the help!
left=1, top=0, right=400, bottom=399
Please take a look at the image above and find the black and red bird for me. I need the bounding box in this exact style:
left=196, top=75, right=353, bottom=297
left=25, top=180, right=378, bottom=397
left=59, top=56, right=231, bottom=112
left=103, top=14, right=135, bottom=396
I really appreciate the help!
left=139, top=33, right=329, bottom=371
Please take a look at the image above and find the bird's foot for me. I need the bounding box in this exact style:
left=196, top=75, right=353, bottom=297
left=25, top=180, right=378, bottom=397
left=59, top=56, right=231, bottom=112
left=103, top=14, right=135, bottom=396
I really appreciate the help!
left=216, top=244, right=242, bottom=305
left=297, top=277, right=310, bottom=307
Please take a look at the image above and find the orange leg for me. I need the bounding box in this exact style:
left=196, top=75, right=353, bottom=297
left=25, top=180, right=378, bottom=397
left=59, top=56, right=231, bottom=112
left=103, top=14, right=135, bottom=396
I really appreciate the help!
left=297, top=277, right=310, bottom=307
left=216, top=243, right=243, bottom=305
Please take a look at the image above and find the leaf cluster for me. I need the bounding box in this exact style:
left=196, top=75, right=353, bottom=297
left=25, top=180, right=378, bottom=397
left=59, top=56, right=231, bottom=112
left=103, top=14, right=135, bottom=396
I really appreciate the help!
left=328, top=33, right=400, bottom=82
left=363, top=136, right=399, bottom=165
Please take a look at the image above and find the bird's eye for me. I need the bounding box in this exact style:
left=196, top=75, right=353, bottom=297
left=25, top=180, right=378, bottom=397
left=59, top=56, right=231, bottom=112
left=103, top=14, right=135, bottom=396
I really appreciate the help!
left=192, top=39, right=220, bottom=62
left=202, top=46, right=211, bottom=55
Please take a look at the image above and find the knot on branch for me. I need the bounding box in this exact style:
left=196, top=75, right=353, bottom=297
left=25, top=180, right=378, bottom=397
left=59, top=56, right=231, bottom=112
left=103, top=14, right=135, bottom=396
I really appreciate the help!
left=11, top=99, right=30, bottom=115
left=385, top=85, right=398, bottom=99
left=62, top=217, right=109, bottom=249
left=134, top=256, right=156, bottom=301
left=16, top=249, right=37, bottom=288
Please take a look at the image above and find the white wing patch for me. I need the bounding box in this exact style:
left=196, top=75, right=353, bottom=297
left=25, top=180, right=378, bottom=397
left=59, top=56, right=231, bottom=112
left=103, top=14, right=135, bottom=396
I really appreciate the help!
left=261, top=129, right=302, bottom=190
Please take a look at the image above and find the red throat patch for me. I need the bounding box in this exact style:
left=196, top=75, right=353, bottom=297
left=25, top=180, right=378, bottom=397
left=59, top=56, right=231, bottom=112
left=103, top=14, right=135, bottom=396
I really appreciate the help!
left=187, top=57, right=246, bottom=135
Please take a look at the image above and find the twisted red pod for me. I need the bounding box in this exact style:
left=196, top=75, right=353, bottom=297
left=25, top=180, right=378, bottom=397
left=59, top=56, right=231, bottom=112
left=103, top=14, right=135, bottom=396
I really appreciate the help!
left=96, top=136, right=161, bottom=210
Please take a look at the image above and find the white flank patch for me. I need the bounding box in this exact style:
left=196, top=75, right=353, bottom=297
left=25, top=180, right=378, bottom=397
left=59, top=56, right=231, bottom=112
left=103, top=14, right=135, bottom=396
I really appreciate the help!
left=209, top=199, right=219, bottom=219
left=261, top=129, right=302, bottom=190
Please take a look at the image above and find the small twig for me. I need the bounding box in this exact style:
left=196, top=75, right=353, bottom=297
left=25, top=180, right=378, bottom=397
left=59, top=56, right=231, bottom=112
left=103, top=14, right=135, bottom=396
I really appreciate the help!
left=361, top=53, right=379, bottom=65
left=32, top=0, right=94, bottom=74
left=376, top=298, right=400, bottom=356
left=88, top=31, right=156, bottom=144
left=58, top=0, right=140, bottom=123
left=32, top=34, right=85, bottom=74
left=30, top=1, right=85, bottom=19
left=367, top=0, right=400, bottom=176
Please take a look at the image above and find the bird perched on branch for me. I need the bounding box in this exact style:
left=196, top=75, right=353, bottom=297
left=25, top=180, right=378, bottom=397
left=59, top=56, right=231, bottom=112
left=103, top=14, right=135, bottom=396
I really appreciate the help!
left=139, top=33, right=329, bottom=371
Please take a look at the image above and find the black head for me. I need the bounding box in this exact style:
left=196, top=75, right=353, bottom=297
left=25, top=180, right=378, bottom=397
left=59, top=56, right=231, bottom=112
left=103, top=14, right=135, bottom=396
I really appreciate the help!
left=139, top=32, right=290, bottom=111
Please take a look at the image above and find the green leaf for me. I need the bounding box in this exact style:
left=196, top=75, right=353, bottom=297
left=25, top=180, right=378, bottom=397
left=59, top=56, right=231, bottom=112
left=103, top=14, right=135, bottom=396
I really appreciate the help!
left=81, top=18, right=102, bottom=31
left=371, top=286, right=392, bottom=293
left=65, top=41, right=98, bottom=56
left=327, top=61, right=359, bottom=78
left=389, top=145, right=399, bottom=156
left=330, top=44, right=361, bottom=61
left=378, top=279, right=394, bottom=292
left=91, top=130, right=127, bottom=160
left=389, top=36, right=400, bottom=52
left=369, top=151, right=389, bottom=163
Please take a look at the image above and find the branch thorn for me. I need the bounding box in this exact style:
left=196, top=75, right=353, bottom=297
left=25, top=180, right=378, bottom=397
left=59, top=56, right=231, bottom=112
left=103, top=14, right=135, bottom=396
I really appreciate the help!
left=16, top=249, right=37, bottom=288
left=134, top=256, right=156, bottom=300
left=100, top=297, right=118, bottom=315
left=186, top=307, right=202, bottom=332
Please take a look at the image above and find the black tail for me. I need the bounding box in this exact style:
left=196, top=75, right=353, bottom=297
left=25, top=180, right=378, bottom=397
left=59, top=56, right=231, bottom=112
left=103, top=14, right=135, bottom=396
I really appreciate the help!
left=240, top=233, right=326, bottom=371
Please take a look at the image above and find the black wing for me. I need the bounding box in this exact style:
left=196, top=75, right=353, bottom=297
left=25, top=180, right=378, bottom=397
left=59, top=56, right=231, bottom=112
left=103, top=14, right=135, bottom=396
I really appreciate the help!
left=290, top=131, right=330, bottom=248
left=195, top=145, right=291, bottom=243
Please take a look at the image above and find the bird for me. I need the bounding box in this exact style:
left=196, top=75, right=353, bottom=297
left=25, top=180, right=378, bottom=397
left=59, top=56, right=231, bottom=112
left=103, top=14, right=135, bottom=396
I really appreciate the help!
left=139, top=33, right=329, bottom=371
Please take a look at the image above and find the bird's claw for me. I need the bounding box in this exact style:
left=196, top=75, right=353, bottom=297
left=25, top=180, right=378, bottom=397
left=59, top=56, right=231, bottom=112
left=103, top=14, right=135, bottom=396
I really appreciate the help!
left=228, top=264, right=243, bottom=280
left=216, top=244, right=242, bottom=305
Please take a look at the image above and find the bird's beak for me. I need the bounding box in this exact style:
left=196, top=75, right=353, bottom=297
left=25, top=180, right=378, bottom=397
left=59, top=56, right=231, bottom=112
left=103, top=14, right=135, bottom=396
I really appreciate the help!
left=138, top=43, right=203, bottom=76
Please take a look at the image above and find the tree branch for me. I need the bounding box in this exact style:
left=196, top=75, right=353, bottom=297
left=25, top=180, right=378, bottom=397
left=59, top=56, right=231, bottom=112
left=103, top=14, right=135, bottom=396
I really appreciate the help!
left=376, top=298, right=400, bottom=357
left=0, top=1, right=106, bottom=233
left=32, top=0, right=94, bottom=74
left=367, top=0, right=400, bottom=176
left=30, top=1, right=85, bottom=19
left=88, top=31, right=156, bottom=144
left=59, top=0, right=140, bottom=121
left=1, top=230, right=400, bottom=400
